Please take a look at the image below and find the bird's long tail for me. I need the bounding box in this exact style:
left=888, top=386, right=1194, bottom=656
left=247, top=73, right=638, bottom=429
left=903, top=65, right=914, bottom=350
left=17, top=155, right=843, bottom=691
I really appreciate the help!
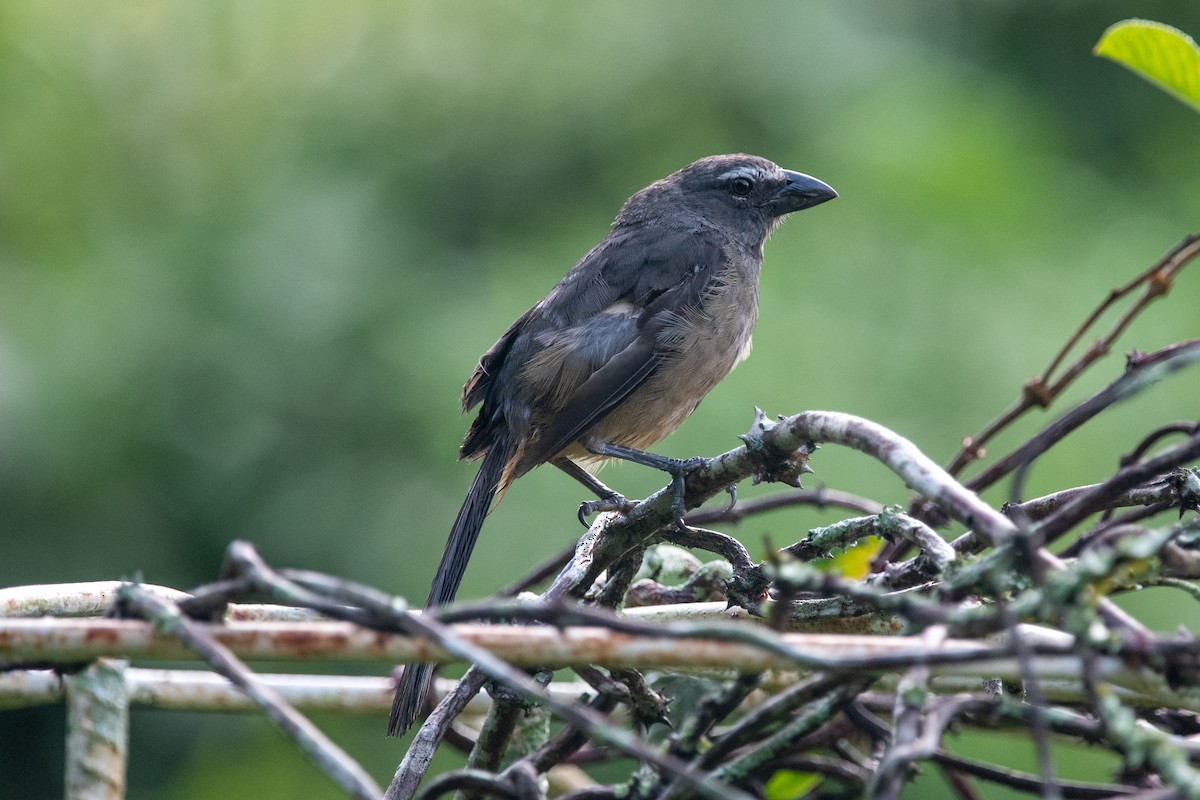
left=388, top=438, right=512, bottom=737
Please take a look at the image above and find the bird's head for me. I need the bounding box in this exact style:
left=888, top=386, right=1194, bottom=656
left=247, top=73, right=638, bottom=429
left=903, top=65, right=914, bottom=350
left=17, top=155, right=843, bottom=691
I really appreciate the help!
left=618, top=154, right=836, bottom=243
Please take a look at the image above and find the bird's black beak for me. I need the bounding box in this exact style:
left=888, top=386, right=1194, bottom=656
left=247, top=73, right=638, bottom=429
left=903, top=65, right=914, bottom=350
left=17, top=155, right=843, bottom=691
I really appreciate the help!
left=767, top=170, right=837, bottom=216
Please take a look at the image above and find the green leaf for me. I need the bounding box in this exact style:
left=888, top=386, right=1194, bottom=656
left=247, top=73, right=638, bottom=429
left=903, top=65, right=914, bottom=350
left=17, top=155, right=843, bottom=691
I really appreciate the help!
left=764, top=769, right=821, bottom=800
left=1095, top=19, right=1200, bottom=112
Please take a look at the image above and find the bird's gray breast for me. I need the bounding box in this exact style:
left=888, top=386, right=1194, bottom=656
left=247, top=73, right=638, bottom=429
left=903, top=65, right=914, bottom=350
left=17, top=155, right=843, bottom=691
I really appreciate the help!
left=586, top=248, right=761, bottom=451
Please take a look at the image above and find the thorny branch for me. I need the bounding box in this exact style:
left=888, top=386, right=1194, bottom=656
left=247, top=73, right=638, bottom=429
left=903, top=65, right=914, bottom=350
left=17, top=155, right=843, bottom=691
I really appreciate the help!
left=945, top=234, right=1200, bottom=477
left=2, top=237, right=1198, bottom=800
left=386, top=237, right=1200, bottom=800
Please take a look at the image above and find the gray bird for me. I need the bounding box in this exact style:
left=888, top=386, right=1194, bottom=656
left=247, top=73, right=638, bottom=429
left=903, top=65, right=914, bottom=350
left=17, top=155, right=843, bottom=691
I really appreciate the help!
left=389, top=154, right=836, bottom=736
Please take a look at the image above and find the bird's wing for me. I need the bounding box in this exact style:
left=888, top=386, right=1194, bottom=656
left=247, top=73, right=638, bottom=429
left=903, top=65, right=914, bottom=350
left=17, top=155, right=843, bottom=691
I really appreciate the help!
left=458, top=226, right=669, bottom=417
left=514, top=233, right=725, bottom=471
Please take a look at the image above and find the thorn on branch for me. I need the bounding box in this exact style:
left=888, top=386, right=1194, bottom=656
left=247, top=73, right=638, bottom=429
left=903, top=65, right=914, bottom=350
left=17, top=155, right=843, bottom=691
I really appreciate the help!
left=1148, top=268, right=1173, bottom=297
left=743, top=408, right=817, bottom=488
left=1167, top=467, right=1200, bottom=519
left=960, top=436, right=986, bottom=462
left=1022, top=377, right=1053, bottom=408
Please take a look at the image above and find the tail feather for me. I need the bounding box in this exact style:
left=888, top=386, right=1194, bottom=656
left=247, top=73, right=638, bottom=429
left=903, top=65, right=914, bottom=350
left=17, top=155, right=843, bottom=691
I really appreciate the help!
left=388, top=440, right=511, bottom=737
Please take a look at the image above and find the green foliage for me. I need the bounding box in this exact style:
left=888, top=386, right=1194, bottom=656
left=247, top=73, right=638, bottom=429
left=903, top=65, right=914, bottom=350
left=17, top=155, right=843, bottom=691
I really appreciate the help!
left=764, top=768, right=821, bottom=799
left=1096, top=19, right=1200, bottom=112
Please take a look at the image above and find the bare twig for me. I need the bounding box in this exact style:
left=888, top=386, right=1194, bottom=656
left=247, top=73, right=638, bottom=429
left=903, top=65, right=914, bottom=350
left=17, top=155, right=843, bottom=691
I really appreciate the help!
left=930, top=751, right=1140, bottom=799
left=1034, top=430, right=1200, bottom=544
left=389, top=668, right=489, bottom=800
left=947, top=234, right=1200, bottom=477
left=497, top=544, right=578, bottom=597
left=965, top=341, right=1200, bottom=497
left=685, top=486, right=884, bottom=526
left=1003, top=479, right=1178, bottom=524
left=710, top=675, right=874, bottom=788
left=463, top=683, right=526, bottom=794
left=384, top=611, right=756, bottom=800
left=871, top=627, right=949, bottom=800
left=524, top=674, right=620, bottom=773
left=115, top=584, right=383, bottom=800
left=412, top=768, right=522, bottom=800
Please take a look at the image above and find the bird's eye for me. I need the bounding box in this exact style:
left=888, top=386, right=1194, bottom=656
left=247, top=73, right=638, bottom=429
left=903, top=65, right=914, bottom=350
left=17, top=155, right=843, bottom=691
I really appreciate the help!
left=730, top=177, right=754, bottom=197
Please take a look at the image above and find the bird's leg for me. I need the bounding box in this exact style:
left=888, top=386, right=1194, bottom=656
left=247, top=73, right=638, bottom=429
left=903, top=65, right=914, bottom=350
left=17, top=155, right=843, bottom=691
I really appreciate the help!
left=584, top=442, right=705, bottom=530
left=553, top=458, right=636, bottom=527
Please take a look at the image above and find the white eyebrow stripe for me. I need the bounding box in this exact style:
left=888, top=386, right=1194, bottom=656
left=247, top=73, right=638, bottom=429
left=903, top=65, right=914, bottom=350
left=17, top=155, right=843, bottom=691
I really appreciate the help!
left=715, top=166, right=762, bottom=182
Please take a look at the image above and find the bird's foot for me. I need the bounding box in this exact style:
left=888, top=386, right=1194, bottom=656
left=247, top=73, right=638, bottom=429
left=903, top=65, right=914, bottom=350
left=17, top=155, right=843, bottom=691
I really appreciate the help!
left=578, top=443, right=710, bottom=531
left=664, top=456, right=706, bottom=531
left=578, top=493, right=636, bottom=527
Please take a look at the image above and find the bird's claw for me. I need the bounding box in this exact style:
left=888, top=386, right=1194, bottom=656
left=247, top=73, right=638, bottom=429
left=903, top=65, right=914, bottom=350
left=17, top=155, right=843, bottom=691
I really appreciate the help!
left=724, top=483, right=738, bottom=513
left=671, top=472, right=691, bottom=532
left=577, top=494, right=636, bottom=527
left=666, top=457, right=705, bottom=533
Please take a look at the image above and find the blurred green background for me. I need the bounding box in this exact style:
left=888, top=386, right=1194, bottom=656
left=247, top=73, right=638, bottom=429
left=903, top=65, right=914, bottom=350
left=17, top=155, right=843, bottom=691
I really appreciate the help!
left=2, top=2, right=1199, bottom=798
